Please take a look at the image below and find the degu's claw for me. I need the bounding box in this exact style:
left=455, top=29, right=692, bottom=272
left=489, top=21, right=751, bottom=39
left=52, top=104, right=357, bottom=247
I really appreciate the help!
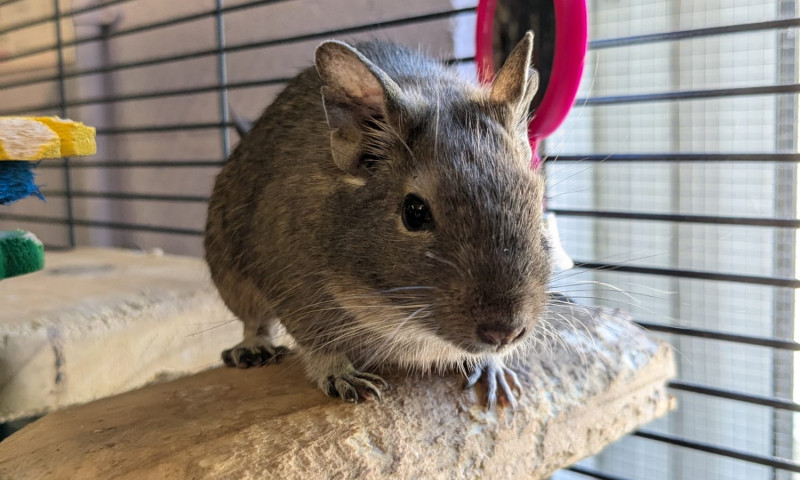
left=465, top=358, right=523, bottom=409
left=366, top=384, right=383, bottom=402
left=485, top=363, right=499, bottom=409
left=464, top=365, right=483, bottom=389
left=360, top=371, right=390, bottom=390
left=496, top=369, right=517, bottom=409
left=326, top=370, right=389, bottom=403
left=506, top=368, right=523, bottom=392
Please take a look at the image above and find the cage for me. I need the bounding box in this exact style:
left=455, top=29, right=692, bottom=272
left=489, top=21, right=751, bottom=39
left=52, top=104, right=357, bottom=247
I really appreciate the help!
left=0, top=0, right=797, bottom=478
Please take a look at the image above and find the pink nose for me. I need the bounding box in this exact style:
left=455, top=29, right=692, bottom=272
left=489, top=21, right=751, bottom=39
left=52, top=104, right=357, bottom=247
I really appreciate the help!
left=477, top=325, right=526, bottom=346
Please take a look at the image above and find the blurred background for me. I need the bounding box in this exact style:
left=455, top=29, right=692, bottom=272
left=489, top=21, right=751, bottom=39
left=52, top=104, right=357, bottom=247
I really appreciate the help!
left=0, top=0, right=797, bottom=478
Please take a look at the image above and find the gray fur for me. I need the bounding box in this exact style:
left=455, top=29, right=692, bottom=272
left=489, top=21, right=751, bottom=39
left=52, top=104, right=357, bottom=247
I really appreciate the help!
left=204, top=33, right=550, bottom=406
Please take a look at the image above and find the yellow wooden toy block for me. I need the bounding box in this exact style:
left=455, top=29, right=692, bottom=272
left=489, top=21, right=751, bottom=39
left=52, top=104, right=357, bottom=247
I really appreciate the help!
left=0, top=116, right=96, bottom=161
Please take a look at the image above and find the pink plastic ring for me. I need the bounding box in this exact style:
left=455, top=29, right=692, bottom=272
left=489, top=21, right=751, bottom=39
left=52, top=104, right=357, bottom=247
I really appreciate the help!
left=476, top=0, right=588, bottom=169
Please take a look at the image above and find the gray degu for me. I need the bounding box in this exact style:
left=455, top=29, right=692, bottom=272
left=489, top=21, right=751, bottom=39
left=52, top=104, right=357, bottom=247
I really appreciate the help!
left=205, top=32, right=550, bottom=407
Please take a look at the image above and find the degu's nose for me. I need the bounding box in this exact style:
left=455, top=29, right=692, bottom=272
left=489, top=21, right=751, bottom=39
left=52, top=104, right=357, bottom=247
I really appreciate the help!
left=477, top=324, right=527, bottom=347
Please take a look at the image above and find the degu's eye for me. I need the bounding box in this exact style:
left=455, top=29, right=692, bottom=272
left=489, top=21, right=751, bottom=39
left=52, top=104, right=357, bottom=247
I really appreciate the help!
left=402, top=194, right=434, bottom=231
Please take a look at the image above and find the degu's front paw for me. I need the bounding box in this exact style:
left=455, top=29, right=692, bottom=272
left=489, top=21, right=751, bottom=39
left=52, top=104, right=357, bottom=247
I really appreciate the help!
left=221, top=341, right=289, bottom=368
left=465, top=357, right=524, bottom=409
left=325, top=369, right=389, bottom=403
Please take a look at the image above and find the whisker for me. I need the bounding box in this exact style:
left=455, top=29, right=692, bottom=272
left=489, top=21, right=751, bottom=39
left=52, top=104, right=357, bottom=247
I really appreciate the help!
left=187, top=318, right=238, bottom=337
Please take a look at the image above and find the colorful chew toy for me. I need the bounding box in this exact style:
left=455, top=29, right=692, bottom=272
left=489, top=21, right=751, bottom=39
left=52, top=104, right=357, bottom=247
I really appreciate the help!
left=0, top=230, right=44, bottom=280
left=0, top=116, right=96, bottom=279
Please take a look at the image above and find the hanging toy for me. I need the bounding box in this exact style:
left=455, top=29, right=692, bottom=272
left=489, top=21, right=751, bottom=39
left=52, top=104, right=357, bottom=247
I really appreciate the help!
left=0, top=116, right=96, bottom=279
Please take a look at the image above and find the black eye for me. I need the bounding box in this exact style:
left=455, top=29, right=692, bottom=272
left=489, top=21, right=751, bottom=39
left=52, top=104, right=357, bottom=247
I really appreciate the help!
left=359, top=152, right=381, bottom=170
left=402, top=194, right=433, bottom=231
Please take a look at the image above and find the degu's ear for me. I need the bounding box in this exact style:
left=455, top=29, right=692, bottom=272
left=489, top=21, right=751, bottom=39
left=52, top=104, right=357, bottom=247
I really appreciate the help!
left=315, top=40, right=402, bottom=176
left=489, top=31, right=539, bottom=115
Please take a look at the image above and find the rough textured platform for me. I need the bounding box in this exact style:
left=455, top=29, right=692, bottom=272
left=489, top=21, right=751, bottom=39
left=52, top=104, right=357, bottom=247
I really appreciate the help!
left=0, top=306, right=675, bottom=480
left=0, top=248, right=240, bottom=423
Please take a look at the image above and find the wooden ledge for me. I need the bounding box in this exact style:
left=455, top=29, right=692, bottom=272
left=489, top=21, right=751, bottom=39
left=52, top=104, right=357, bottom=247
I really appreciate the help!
left=0, top=305, right=675, bottom=479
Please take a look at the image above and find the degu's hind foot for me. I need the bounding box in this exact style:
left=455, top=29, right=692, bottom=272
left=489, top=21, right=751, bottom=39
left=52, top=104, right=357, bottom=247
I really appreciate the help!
left=222, top=337, right=289, bottom=368
left=465, top=356, right=524, bottom=409
left=302, top=351, right=389, bottom=403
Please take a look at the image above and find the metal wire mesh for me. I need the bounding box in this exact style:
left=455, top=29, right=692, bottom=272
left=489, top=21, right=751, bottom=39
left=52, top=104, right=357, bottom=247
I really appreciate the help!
left=547, top=1, right=799, bottom=478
